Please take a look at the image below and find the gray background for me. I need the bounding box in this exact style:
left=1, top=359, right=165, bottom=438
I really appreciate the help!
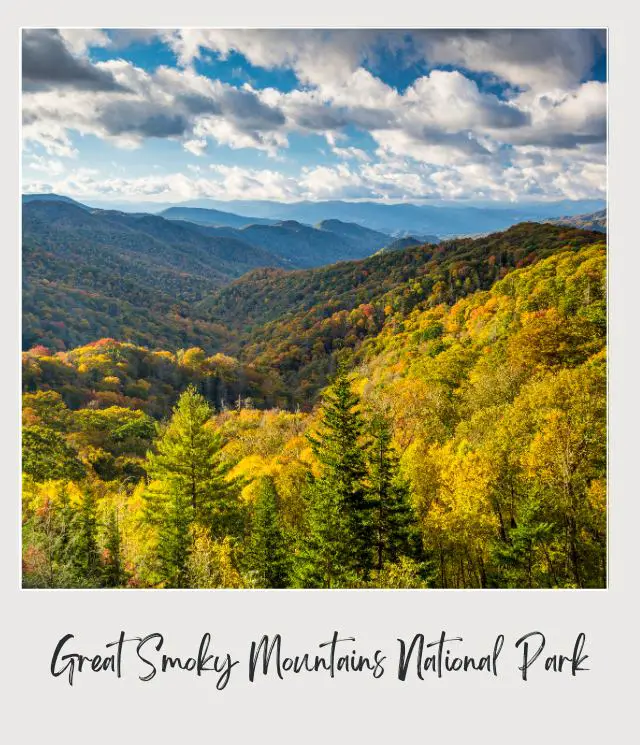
left=2, top=3, right=637, bottom=742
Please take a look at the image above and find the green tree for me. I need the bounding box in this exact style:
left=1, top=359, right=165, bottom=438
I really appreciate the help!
left=72, top=487, right=100, bottom=584
left=22, top=425, right=85, bottom=482
left=245, top=476, right=290, bottom=588
left=102, top=507, right=125, bottom=587
left=144, top=386, right=242, bottom=587
left=367, top=412, right=416, bottom=570
left=296, top=367, right=371, bottom=587
left=22, top=484, right=78, bottom=588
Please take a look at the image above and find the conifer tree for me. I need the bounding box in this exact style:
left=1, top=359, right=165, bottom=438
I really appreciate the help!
left=54, top=485, right=75, bottom=582
left=245, top=476, right=290, bottom=588
left=102, top=507, right=125, bottom=587
left=296, top=367, right=372, bottom=587
left=144, top=385, right=242, bottom=587
left=367, top=412, right=416, bottom=570
left=154, top=484, right=193, bottom=588
left=294, top=476, right=356, bottom=588
left=71, top=487, right=100, bottom=585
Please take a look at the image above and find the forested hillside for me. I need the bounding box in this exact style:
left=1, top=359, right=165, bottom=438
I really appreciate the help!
left=198, top=223, right=604, bottom=402
left=21, top=219, right=606, bottom=589
left=22, top=199, right=288, bottom=352
left=197, top=219, right=390, bottom=268
left=22, top=199, right=402, bottom=351
left=160, top=205, right=277, bottom=227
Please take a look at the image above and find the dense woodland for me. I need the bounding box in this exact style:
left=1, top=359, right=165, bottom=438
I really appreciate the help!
left=22, top=216, right=606, bottom=588
left=22, top=200, right=393, bottom=353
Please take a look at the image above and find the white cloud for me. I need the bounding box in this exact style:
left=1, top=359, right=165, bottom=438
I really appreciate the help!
left=413, top=29, right=605, bottom=92
left=331, top=146, right=371, bottom=162
left=23, top=138, right=605, bottom=205
left=24, top=154, right=66, bottom=176
left=22, top=58, right=287, bottom=155
left=506, top=81, right=606, bottom=148
left=58, top=29, right=111, bottom=56
left=21, top=29, right=607, bottom=203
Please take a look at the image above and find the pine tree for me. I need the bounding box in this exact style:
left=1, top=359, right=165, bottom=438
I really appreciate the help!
left=294, top=476, right=357, bottom=588
left=72, top=487, right=100, bottom=585
left=367, top=412, right=416, bottom=570
left=245, top=476, right=290, bottom=588
left=156, top=484, right=193, bottom=588
left=144, top=386, right=242, bottom=587
left=102, top=507, right=125, bottom=587
left=297, top=366, right=372, bottom=587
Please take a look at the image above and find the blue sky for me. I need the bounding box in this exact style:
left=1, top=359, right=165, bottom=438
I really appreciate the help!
left=21, top=29, right=607, bottom=204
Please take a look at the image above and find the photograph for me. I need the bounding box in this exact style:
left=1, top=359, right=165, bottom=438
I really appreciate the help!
left=20, top=28, right=607, bottom=590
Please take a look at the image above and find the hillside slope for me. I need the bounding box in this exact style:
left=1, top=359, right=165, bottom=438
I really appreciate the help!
left=22, top=200, right=286, bottom=351
left=22, top=240, right=606, bottom=588
left=548, top=209, right=607, bottom=232
left=198, top=223, right=605, bottom=403
left=196, top=219, right=389, bottom=268
left=177, top=198, right=605, bottom=236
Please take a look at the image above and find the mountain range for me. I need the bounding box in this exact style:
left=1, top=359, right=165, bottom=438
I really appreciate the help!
left=22, top=197, right=399, bottom=351
left=548, top=209, right=607, bottom=233
left=23, top=195, right=608, bottom=356
left=48, top=194, right=605, bottom=238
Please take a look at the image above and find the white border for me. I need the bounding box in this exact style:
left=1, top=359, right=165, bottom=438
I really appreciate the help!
left=3, top=4, right=638, bottom=743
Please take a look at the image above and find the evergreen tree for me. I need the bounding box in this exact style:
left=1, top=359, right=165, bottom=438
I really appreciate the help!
left=71, top=487, right=100, bottom=585
left=102, top=507, right=125, bottom=587
left=148, top=386, right=238, bottom=532
left=367, top=412, right=416, bottom=570
left=294, top=476, right=358, bottom=588
left=245, top=476, right=290, bottom=588
left=156, top=484, right=193, bottom=588
left=144, top=386, right=242, bottom=587
left=297, top=367, right=372, bottom=587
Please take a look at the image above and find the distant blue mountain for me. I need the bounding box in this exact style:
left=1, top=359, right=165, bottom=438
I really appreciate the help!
left=21, top=193, right=606, bottom=241
left=160, top=206, right=277, bottom=228
left=169, top=198, right=606, bottom=238
left=376, top=235, right=438, bottom=255
left=185, top=218, right=390, bottom=268
left=22, top=193, right=89, bottom=209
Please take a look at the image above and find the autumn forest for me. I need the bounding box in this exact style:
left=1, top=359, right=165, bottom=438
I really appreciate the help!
left=21, top=205, right=607, bottom=589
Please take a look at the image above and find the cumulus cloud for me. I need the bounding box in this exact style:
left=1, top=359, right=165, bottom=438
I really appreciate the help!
left=413, top=29, right=605, bottom=91
left=506, top=82, right=606, bottom=149
left=22, top=29, right=126, bottom=92
left=166, top=28, right=605, bottom=93
left=22, top=58, right=287, bottom=155
left=57, top=29, right=111, bottom=56
left=24, top=154, right=66, bottom=176
left=25, top=138, right=606, bottom=203
left=21, top=28, right=607, bottom=202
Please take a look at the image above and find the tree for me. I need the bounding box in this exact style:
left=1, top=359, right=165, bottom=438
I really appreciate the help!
left=144, top=386, right=242, bottom=587
left=102, top=507, right=125, bottom=587
left=22, top=425, right=85, bottom=482
left=294, top=476, right=357, bottom=588
left=245, top=476, right=290, bottom=588
left=22, top=483, right=77, bottom=588
left=71, top=487, right=101, bottom=585
left=367, top=412, right=416, bottom=570
left=296, top=367, right=371, bottom=587
left=186, top=530, right=245, bottom=588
